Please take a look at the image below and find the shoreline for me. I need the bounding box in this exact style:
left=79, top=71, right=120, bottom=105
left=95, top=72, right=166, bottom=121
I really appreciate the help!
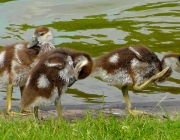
left=0, top=101, right=180, bottom=119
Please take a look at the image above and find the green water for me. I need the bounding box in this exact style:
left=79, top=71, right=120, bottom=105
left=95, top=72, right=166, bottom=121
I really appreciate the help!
left=0, top=0, right=180, bottom=105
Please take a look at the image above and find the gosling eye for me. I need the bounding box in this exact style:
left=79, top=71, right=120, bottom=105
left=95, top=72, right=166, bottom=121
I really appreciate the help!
left=40, top=32, right=44, bottom=36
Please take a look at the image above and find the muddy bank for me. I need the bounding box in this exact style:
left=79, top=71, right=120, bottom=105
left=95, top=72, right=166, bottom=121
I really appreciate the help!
left=0, top=101, right=180, bottom=120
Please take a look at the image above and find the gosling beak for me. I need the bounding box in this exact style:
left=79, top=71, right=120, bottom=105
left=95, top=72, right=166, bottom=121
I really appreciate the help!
left=27, top=36, right=39, bottom=48
left=67, top=76, right=77, bottom=87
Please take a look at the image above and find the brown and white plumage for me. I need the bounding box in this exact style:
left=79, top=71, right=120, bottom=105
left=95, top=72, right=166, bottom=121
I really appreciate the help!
left=20, top=48, right=93, bottom=118
left=0, top=26, right=55, bottom=114
left=91, top=44, right=178, bottom=115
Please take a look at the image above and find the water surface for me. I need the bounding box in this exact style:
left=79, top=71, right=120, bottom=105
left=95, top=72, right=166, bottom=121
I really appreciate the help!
left=0, top=0, right=180, bottom=105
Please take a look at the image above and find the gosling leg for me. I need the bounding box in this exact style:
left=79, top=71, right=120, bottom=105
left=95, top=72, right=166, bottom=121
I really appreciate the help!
left=54, top=96, right=62, bottom=118
left=122, top=85, right=149, bottom=115
left=6, top=84, right=13, bottom=114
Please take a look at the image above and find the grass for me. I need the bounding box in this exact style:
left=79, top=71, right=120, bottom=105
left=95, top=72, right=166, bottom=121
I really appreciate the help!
left=0, top=110, right=180, bottom=140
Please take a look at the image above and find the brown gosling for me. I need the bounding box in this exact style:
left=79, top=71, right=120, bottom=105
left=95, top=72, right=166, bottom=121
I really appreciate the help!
left=20, top=48, right=93, bottom=118
left=91, top=44, right=179, bottom=115
left=0, top=26, right=55, bottom=114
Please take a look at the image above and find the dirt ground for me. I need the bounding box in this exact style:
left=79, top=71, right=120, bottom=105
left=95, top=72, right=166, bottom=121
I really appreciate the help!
left=0, top=101, right=180, bottom=120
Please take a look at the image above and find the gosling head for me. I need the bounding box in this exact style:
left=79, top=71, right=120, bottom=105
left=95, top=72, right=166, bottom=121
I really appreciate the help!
left=28, top=26, right=53, bottom=48
left=73, top=54, right=93, bottom=80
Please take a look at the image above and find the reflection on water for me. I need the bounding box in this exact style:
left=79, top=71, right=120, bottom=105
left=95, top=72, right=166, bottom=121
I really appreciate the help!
left=0, top=0, right=180, bottom=105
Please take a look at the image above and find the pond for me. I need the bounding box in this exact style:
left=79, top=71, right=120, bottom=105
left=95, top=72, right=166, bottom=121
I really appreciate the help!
left=0, top=0, right=180, bottom=106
